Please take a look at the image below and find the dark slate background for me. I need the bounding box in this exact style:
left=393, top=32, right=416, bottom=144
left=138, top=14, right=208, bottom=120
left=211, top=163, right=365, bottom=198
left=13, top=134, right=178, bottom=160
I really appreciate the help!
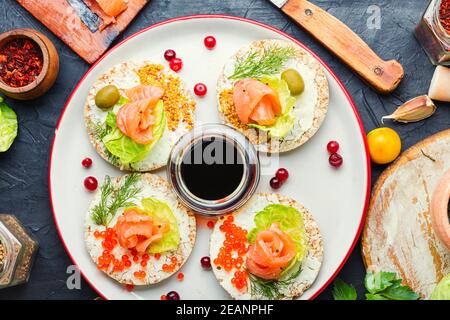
left=0, top=0, right=448, bottom=300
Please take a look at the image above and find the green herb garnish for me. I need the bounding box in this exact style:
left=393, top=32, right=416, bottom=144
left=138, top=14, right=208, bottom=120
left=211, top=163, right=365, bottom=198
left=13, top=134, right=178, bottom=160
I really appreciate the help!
left=332, top=279, right=357, bottom=300
left=88, top=119, right=120, bottom=166
left=248, top=265, right=302, bottom=299
left=332, top=271, right=420, bottom=300
left=91, top=174, right=141, bottom=226
left=229, top=45, right=296, bottom=81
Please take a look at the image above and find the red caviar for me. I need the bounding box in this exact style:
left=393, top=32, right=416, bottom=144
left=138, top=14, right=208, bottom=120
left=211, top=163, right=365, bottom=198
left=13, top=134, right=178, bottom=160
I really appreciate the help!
left=133, top=270, right=146, bottom=279
left=126, top=284, right=135, bottom=292
left=177, top=272, right=184, bottom=281
left=162, top=256, right=178, bottom=273
left=213, top=215, right=249, bottom=290
left=207, top=220, right=215, bottom=229
left=94, top=228, right=153, bottom=275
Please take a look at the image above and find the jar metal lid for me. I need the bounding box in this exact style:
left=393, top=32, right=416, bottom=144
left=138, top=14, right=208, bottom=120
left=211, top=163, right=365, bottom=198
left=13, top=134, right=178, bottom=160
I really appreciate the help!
left=167, top=124, right=260, bottom=216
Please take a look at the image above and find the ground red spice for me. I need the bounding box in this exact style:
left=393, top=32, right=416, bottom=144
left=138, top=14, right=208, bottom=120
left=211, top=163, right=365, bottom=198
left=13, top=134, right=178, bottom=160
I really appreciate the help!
left=440, top=0, right=450, bottom=34
left=0, top=38, right=43, bottom=88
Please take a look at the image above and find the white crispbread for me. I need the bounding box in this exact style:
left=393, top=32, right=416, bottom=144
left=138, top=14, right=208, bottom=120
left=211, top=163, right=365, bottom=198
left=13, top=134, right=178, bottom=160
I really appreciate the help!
left=217, top=39, right=329, bottom=153
left=210, top=193, right=323, bottom=300
left=84, top=60, right=195, bottom=172
left=85, top=174, right=196, bottom=285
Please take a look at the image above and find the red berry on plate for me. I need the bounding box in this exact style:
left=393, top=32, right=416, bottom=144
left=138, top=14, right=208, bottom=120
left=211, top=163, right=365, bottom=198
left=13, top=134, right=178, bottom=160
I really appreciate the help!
left=166, top=291, right=180, bottom=300
left=270, top=177, right=282, bottom=189
left=169, top=58, right=183, bottom=72
left=329, top=153, right=343, bottom=168
left=201, top=256, right=211, bottom=269
left=327, top=141, right=340, bottom=154
left=194, top=83, right=207, bottom=96
left=82, top=157, right=92, bottom=168
left=164, top=49, right=176, bottom=61
left=204, top=36, right=216, bottom=49
left=84, top=176, right=98, bottom=191
left=275, top=168, right=289, bottom=183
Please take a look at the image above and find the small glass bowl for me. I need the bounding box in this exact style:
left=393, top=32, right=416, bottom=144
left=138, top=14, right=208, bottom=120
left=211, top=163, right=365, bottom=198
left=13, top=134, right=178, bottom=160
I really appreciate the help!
left=167, top=124, right=260, bottom=216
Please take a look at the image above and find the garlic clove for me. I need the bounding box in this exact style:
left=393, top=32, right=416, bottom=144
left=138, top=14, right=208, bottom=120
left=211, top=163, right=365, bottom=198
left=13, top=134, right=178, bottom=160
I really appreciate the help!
left=382, top=95, right=437, bottom=124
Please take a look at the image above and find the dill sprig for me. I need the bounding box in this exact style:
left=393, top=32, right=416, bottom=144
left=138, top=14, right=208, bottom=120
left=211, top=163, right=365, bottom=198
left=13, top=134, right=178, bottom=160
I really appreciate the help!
left=90, top=119, right=110, bottom=140
left=248, top=265, right=302, bottom=299
left=229, top=45, right=296, bottom=80
left=89, top=119, right=120, bottom=166
left=91, top=174, right=141, bottom=226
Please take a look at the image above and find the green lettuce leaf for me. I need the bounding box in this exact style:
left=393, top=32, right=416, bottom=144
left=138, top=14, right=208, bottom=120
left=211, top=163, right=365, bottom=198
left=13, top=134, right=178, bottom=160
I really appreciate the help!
left=247, top=76, right=296, bottom=139
left=0, top=97, right=18, bottom=152
left=141, top=197, right=180, bottom=253
left=247, top=204, right=308, bottom=268
left=430, top=274, right=450, bottom=300
left=102, top=100, right=165, bottom=164
left=332, top=279, right=357, bottom=300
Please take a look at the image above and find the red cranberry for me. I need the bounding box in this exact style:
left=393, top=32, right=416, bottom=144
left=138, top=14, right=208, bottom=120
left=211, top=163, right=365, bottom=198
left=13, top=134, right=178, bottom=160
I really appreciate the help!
left=204, top=36, right=216, bottom=49
left=327, top=141, right=340, bottom=154
left=82, top=157, right=92, bottom=168
left=169, top=58, right=183, bottom=72
left=164, top=49, right=176, bottom=61
left=194, top=83, right=207, bottom=97
left=84, top=176, right=98, bottom=191
left=200, top=256, right=211, bottom=269
left=275, top=168, right=289, bottom=183
left=270, top=177, right=282, bottom=189
left=166, top=291, right=180, bottom=300
left=329, top=153, right=343, bottom=168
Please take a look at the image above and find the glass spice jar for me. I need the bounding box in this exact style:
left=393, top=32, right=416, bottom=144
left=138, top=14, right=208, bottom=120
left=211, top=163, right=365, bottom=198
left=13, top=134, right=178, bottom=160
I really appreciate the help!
left=0, top=214, right=38, bottom=289
left=415, top=0, right=450, bottom=65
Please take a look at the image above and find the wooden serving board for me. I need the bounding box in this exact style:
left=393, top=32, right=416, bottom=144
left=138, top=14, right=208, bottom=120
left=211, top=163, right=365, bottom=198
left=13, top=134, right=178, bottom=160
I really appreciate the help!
left=362, top=129, right=450, bottom=299
left=16, top=0, right=149, bottom=64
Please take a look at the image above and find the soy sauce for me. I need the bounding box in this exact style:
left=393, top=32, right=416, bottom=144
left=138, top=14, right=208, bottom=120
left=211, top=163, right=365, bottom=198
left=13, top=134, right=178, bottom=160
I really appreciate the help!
left=180, top=137, right=244, bottom=201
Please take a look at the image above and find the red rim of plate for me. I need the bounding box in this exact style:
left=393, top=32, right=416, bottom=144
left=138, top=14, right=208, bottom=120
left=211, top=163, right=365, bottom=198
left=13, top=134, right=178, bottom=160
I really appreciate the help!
left=48, top=14, right=371, bottom=300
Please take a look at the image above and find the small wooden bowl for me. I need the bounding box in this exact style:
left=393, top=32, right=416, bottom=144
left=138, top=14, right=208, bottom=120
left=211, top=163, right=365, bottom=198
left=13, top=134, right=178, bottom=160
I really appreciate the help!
left=0, top=29, right=59, bottom=100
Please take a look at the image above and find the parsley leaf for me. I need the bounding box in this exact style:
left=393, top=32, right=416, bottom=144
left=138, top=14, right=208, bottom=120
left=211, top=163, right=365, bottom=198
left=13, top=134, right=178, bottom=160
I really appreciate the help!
left=332, top=279, right=357, bottom=300
left=380, top=279, right=419, bottom=300
left=333, top=271, right=420, bottom=301
left=365, top=293, right=389, bottom=300
left=365, top=271, right=397, bottom=294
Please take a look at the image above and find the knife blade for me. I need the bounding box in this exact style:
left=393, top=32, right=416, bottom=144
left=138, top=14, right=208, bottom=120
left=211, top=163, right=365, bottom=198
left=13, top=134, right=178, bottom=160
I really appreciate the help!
left=66, top=0, right=102, bottom=33
left=269, top=0, right=404, bottom=94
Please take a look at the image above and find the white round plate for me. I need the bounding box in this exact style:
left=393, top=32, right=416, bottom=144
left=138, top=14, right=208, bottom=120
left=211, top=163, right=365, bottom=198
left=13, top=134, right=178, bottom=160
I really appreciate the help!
left=49, top=15, right=370, bottom=300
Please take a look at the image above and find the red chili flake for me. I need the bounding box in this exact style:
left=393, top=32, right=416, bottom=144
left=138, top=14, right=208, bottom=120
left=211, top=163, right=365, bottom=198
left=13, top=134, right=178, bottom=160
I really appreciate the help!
left=440, top=0, right=450, bottom=34
left=0, top=38, right=43, bottom=88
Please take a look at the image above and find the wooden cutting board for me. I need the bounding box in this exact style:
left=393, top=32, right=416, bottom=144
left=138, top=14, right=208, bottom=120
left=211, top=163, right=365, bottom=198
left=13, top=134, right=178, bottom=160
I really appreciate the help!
left=16, top=0, right=148, bottom=64
left=362, top=129, right=450, bottom=299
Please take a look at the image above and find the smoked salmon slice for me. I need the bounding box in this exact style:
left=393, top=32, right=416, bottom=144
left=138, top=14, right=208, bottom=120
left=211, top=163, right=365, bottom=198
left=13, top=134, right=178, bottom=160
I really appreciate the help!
left=246, top=223, right=296, bottom=280
left=114, top=208, right=170, bottom=254
left=96, top=0, right=128, bottom=17
left=233, top=78, right=282, bottom=126
left=116, top=85, right=164, bottom=145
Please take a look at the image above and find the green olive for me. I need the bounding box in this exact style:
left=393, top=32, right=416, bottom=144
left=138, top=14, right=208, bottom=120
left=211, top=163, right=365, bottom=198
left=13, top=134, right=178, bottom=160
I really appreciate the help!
left=281, top=69, right=305, bottom=96
left=95, top=85, right=120, bottom=110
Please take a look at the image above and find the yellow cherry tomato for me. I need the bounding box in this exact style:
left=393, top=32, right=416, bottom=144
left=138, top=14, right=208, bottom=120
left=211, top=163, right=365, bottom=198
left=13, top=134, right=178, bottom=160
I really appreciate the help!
left=367, top=127, right=402, bottom=164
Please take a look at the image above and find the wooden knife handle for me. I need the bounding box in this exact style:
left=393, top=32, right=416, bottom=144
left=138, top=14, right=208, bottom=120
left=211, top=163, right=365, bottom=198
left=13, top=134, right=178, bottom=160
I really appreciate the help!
left=283, top=0, right=404, bottom=94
